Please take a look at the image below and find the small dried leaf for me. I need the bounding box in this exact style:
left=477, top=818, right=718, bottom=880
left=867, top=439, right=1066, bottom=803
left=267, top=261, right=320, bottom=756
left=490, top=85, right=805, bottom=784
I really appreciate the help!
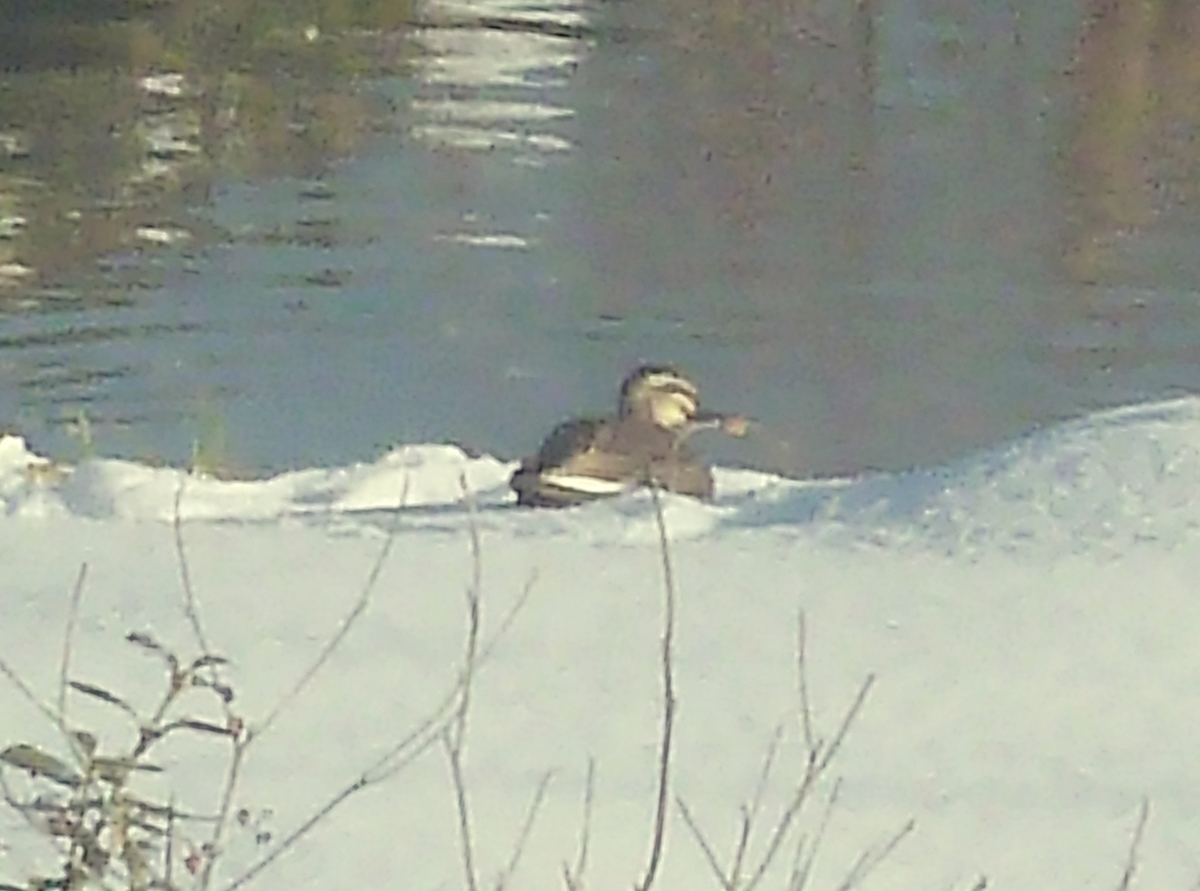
left=126, top=796, right=174, bottom=817
left=94, top=757, right=165, bottom=781
left=68, top=680, right=138, bottom=716
left=127, top=632, right=180, bottom=672
left=189, top=654, right=229, bottom=671
left=0, top=744, right=82, bottom=787
left=190, top=675, right=236, bottom=703
left=125, top=631, right=163, bottom=652
left=92, top=758, right=130, bottom=784
left=174, top=718, right=235, bottom=736
left=71, top=730, right=97, bottom=758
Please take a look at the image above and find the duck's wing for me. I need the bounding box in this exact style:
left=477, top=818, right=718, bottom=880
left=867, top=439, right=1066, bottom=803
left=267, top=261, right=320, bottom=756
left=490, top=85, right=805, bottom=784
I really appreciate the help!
left=531, top=417, right=606, bottom=471
left=511, top=418, right=635, bottom=506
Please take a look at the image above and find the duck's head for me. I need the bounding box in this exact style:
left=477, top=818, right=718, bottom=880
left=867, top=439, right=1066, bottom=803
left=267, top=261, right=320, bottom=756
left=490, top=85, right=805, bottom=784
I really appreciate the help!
left=618, top=364, right=702, bottom=430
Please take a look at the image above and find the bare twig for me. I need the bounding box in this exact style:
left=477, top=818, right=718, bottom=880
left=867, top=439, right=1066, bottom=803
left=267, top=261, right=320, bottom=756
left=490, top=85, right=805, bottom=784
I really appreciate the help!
left=219, top=729, right=443, bottom=891
left=495, top=771, right=554, bottom=891
left=562, top=757, right=596, bottom=891
left=789, top=778, right=842, bottom=891
left=1115, top=798, right=1150, bottom=891
left=743, top=672, right=875, bottom=891
left=444, top=729, right=479, bottom=891
left=199, top=740, right=248, bottom=889
left=796, top=613, right=816, bottom=756
left=445, top=475, right=485, bottom=891
left=732, top=725, right=784, bottom=885
left=677, top=798, right=733, bottom=890
left=173, top=479, right=212, bottom=658
left=634, top=483, right=677, bottom=891
left=364, top=571, right=537, bottom=787
left=57, top=563, right=88, bottom=725
left=0, top=656, right=63, bottom=735
left=676, top=725, right=786, bottom=891
left=816, top=675, right=874, bottom=774
left=0, top=573, right=94, bottom=760
left=256, top=477, right=409, bottom=738
left=221, top=483, right=536, bottom=891
left=832, top=818, right=915, bottom=891
left=165, top=796, right=177, bottom=889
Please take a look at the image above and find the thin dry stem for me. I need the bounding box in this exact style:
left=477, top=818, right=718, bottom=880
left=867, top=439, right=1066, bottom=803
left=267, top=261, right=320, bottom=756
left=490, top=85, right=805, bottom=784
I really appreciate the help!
left=832, top=818, right=915, bottom=891
left=796, top=613, right=816, bottom=755
left=445, top=475, right=485, bottom=891
left=225, top=477, right=519, bottom=891
left=165, top=796, right=177, bottom=889
left=199, top=741, right=248, bottom=890
left=790, top=778, right=842, bottom=891
left=444, top=729, right=479, bottom=891
left=1115, top=798, right=1150, bottom=891
left=675, top=725, right=786, bottom=891
left=219, top=730, right=443, bottom=891
left=256, top=477, right=409, bottom=738
left=743, top=672, right=875, bottom=891
left=634, top=483, right=677, bottom=891
left=173, top=479, right=212, bottom=658
left=57, top=563, right=88, bottom=726
left=364, top=570, right=536, bottom=787
left=562, top=757, right=596, bottom=891
left=676, top=798, right=732, bottom=890
left=732, top=725, right=784, bottom=884
left=0, top=656, right=64, bottom=737
left=495, top=771, right=554, bottom=891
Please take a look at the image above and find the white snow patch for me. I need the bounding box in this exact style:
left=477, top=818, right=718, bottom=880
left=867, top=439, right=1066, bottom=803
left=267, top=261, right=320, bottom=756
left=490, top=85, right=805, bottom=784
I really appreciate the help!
left=2, top=397, right=1200, bottom=889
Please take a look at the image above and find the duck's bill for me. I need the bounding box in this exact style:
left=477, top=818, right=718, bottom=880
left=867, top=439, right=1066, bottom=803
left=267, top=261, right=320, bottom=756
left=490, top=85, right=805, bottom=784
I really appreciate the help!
left=688, top=411, right=750, bottom=437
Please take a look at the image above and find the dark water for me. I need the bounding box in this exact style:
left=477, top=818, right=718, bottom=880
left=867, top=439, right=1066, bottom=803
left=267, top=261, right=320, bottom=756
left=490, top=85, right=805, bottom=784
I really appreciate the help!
left=1, top=0, right=1198, bottom=478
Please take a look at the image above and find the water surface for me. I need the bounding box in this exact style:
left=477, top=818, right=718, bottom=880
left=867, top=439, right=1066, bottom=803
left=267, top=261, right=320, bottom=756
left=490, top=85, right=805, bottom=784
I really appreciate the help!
left=1, top=0, right=1198, bottom=478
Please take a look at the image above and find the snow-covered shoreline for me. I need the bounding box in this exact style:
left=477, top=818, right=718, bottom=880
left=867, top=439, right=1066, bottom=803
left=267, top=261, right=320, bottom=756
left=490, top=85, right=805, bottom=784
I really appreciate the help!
left=3, top=397, right=1200, bottom=889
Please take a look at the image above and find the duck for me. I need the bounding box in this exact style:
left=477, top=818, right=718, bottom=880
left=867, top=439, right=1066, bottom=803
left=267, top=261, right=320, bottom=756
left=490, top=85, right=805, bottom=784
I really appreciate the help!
left=510, top=364, right=747, bottom=507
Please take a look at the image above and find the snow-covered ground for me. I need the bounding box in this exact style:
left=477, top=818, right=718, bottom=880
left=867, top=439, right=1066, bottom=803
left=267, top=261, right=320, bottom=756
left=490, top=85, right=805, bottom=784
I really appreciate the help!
left=2, top=397, right=1200, bottom=890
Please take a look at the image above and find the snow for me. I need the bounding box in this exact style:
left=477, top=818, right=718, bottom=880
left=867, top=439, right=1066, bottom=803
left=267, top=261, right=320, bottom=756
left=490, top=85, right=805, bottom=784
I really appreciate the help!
left=2, top=397, right=1200, bottom=890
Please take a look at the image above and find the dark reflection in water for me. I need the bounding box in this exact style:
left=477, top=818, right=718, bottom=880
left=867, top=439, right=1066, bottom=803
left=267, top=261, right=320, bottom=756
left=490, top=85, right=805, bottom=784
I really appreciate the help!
left=0, top=0, right=1199, bottom=478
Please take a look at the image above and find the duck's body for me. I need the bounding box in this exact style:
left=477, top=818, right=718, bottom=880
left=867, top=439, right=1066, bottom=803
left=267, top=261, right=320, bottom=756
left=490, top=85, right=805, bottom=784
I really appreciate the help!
left=510, top=365, right=740, bottom=508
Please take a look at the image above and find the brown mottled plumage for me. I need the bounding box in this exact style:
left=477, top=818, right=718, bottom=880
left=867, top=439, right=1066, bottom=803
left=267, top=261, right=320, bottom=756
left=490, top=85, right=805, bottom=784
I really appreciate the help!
left=510, top=365, right=742, bottom=508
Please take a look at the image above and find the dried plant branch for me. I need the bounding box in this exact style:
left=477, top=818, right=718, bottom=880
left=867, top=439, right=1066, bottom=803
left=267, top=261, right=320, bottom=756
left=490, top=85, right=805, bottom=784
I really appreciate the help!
left=789, top=777, right=842, bottom=891
left=223, top=477, right=536, bottom=891
left=742, top=671, right=875, bottom=891
left=218, top=729, right=444, bottom=891
left=832, top=818, right=915, bottom=891
left=731, top=725, right=784, bottom=886
left=796, top=613, right=816, bottom=756
left=675, top=725, right=786, bottom=891
left=445, top=475, right=485, bottom=891
left=173, top=479, right=213, bottom=659
left=444, top=728, right=479, bottom=891
left=0, top=656, right=64, bottom=737
left=165, top=795, right=177, bottom=889
left=57, top=563, right=88, bottom=727
left=364, top=570, right=536, bottom=787
left=199, top=740, right=248, bottom=890
left=256, top=477, right=409, bottom=739
left=634, top=483, right=678, bottom=891
left=1115, top=798, right=1150, bottom=891
left=562, top=757, right=596, bottom=891
left=495, top=770, right=554, bottom=891
left=676, top=797, right=732, bottom=890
